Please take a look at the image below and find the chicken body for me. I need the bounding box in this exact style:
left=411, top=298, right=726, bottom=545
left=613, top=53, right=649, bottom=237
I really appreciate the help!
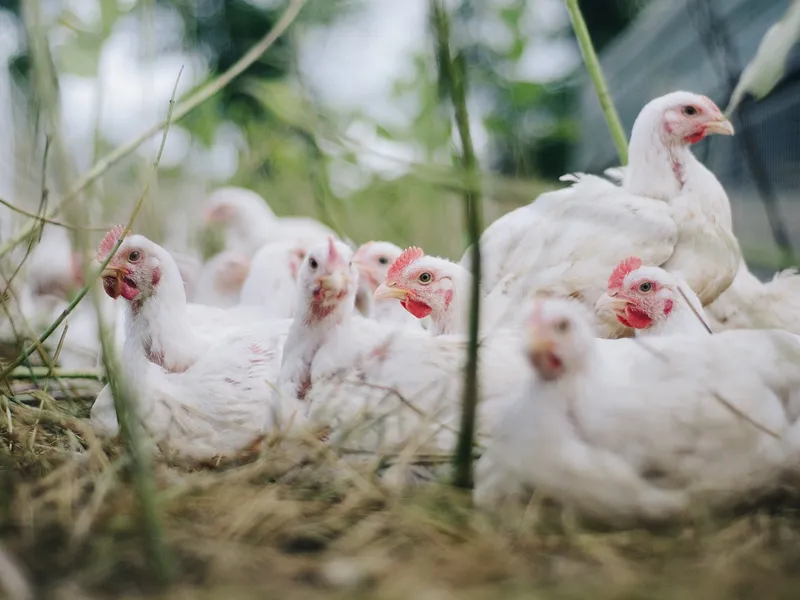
left=463, top=92, right=740, bottom=338
left=89, top=227, right=299, bottom=459
left=203, top=186, right=335, bottom=257
left=239, top=238, right=324, bottom=318
left=193, top=250, right=251, bottom=308
left=705, top=262, right=800, bottom=334
left=475, top=298, right=800, bottom=524
left=275, top=238, right=527, bottom=457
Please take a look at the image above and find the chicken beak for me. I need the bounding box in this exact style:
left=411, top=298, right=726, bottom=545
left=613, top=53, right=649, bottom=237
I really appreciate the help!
left=318, top=272, right=344, bottom=291
left=594, top=292, right=629, bottom=315
left=526, top=329, right=557, bottom=371
left=101, top=265, right=123, bottom=299
left=705, top=115, right=734, bottom=136
left=374, top=282, right=409, bottom=301
left=101, top=265, right=123, bottom=280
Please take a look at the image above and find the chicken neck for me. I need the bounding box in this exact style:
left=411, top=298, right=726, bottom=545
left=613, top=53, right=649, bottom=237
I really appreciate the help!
left=122, top=251, right=200, bottom=373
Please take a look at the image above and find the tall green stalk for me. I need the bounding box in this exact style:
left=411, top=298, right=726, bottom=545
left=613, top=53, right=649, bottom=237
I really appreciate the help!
left=92, top=69, right=185, bottom=587
left=431, top=0, right=483, bottom=489
left=564, top=0, right=629, bottom=165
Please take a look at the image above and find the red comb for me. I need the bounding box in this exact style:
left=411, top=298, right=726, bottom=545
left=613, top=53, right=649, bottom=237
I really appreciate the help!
left=388, top=246, right=424, bottom=280
left=97, top=225, right=128, bottom=261
left=327, top=235, right=337, bottom=261
left=608, top=256, right=642, bottom=290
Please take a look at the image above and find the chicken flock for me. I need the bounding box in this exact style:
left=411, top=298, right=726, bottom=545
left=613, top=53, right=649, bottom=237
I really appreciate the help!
left=4, top=90, right=800, bottom=525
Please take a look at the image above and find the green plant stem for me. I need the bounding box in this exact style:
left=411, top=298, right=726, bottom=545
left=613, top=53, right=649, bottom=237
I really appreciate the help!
left=8, top=367, right=102, bottom=380
left=95, top=68, right=185, bottom=587
left=0, top=0, right=308, bottom=261
left=431, top=0, right=483, bottom=490
left=0, top=197, right=113, bottom=231
left=564, top=0, right=628, bottom=166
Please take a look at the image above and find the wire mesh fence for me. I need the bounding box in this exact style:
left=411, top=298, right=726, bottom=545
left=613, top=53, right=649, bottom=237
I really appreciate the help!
left=573, top=0, right=800, bottom=273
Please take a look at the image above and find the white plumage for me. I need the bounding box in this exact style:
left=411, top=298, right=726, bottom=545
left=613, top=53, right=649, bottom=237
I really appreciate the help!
left=202, top=186, right=336, bottom=257
left=88, top=227, right=301, bottom=459
left=463, top=92, right=740, bottom=338
left=594, top=257, right=711, bottom=337
left=353, top=241, right=424, bottom=329
left=239, top=237, right=326, bottom=318
left=705, top=262, right=800, bottom=334
left=275, top=238, right=527, bottom=456
left=474, top=297, right=800, bottom=524
left=193, top=250, right=251, bottom=308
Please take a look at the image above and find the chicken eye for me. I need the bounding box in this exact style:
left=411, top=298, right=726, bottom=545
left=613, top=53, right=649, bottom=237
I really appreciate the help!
left=682, top=105, right=698, bottom=116
left=639, top=282, right=653, bottom=292
left=555, top=319, right=570, bottom=333
left=378, top=256, right=389, bottom=265
left=308, top=257, right=318, bottom=270
left=128, top=250, right=141, bottom=262
left=418, top=272, right=432, bottom=284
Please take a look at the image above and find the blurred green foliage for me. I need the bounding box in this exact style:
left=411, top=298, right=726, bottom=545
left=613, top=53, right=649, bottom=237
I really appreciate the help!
left=444, top=0, right=645, bottom=180
left=0, top=0, right=640, bottom=258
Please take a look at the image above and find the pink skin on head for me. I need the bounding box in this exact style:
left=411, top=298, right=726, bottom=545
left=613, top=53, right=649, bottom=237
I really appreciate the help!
left=663, top=96, right=729, bottom=145
left=353, top=242, right=381, bottom=290
left=288, top=248, right=307, bottom=280
left=70, top=252, right=85, bottom=288
left=203, top=203, right=234, bottom=223
left=97, top=226, right=161, bottom=303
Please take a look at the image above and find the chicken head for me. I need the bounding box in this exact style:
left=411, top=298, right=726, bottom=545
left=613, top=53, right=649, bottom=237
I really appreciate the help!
left=654, top=92, right=734, bottom=146
left=353, top=241, right=404, bottom=293
left=97, top=226, right=163, bottom=303
left=297, top=236, right=359, bottom=322
left=595, top=256, right=683, bottom=330
left=373, top=246, right=462, bottom=321
left=526, top=298, right=594, bottom=382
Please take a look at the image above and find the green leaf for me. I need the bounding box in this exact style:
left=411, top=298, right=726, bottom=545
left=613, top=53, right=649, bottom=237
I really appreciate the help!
left=507, top=81, right=543, bottom=108
left=506, top=38, right=525, bottom=62
left=498, top=5, right=525, bottom=28
left=243, top=78, right=317, bottom=133
left=375, top=125, right=395, bottom=139
left=180, top=93, right=221, bottom=147
left=727, top=0, right=800, bottom=115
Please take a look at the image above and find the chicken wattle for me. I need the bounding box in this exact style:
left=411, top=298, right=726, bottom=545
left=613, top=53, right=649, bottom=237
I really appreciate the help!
left=594, top=257, right=711, bottom=336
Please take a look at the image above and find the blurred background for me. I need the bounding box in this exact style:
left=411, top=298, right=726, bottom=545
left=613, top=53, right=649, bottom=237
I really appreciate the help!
left=0, top=0, right=796, bottom=268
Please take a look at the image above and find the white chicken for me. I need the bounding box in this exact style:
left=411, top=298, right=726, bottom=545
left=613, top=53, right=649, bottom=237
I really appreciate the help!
left=90, top=226, right=301, bottom=460
left=464, top=91, right=740, bottom=338
left=239, top=237, right=327, bottom=318
left=24, top=225, right=83, bottom=299
left=594, top=256, right=711, bottom=336
left=705, top=262, right=800, bottom=334
left=274, top=237, right=528, bottom=456
left=353, top=241, right=423, bottom=329
left=372, top=245, right=516, bottom=335
left=603, top=162, right=800, bottom=336
left=203, top=186, right=336, bottom=257
left=474, top=297, right=800, bottom=524
left=193, top=250, right=251, bottom=308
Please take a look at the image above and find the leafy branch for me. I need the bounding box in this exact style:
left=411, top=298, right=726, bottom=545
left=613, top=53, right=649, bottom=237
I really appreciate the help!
left=0, top=0, right=308, bottom=261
